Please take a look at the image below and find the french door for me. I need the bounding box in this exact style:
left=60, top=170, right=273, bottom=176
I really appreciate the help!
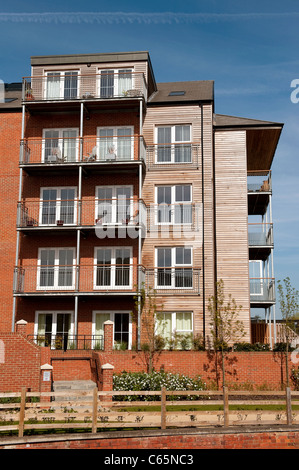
left=40, top=187, right=76, bottom=225
left=37, top=248, right=75, bottom=290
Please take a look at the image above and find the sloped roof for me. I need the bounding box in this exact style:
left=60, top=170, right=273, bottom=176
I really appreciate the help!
left=214, top=113, right=283, bottom=128
left=148, top=80, right=214, bottom=104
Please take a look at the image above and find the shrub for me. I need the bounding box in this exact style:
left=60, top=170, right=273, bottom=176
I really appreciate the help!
left=113, top=370, right=206, bottom=401
left=291, top=368, right=299, bottom=391
left=233, top=342, right=270, bottom=351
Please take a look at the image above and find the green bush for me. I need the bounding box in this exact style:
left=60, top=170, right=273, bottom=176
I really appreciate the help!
left=291, top=368, right=299, bottom=391
left=233, top=342, right=270, bottom=351
left=113, top=371, right=206, bottom=401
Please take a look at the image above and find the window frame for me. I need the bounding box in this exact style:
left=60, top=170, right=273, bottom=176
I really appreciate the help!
left=92, top=310, right=132, bottom=350
left=39, top=186, right=77, bottom=226
left=155, top=311, right=193, bottom=348
left=97, top=68, right=134, bottom=98
left=155, top=184, right=193, bottom=225
left=155, top=124, right=192, bottom=164
left=34, top=310, right=74, bottom=349
left=37, top=247, right=76, bottom=290
left=44, top=70, right=80, bottom=100
left=155, top=246, right=193, bottom=289
left=42, top=127, right=79, bottom=163
left=93, top=246, right=133, bottom=290
left=95, top=185, right=133, bottom=225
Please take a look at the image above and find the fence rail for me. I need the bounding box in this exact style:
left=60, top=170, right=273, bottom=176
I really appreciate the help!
left=1, top=388, right=298, bottom=437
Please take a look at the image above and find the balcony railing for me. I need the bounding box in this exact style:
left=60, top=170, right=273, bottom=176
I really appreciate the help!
left=23, top=72, right=147, bottom=103
left=17, top=198, right=147, bottom=230
left=13, top=265, right=143, bottom=294
left=247, top=171, right=272, bottom=193
left=145, top=268, right=201, bottom=295
left=250, top=278, right=275, bottom=303
left=19, top=135, right=146, bottom=166
left=147, top=203, right=201, bottom=232
left=146, top=143, right=201, bottom=169
left=27, top=334, right=103, bottom=350
left=248, top=223, right=273, bottom=247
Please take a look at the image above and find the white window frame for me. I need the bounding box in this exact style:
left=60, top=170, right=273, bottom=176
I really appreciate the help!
left=42, top=127, right=79, bottom=163
left=39, top=186, right=77, bottom=226
left=44, top=70, right=80, bottom=100
left=155, top=184, right=192, bottom=225
left=34, top=310, right=74, bottom=349
left=249, top=260, right=264, bottom=296
left=37, top=247, right=76, bottom=290
left=155, top=124, right=192, bottom=164
left=94, top=246, right=133, bottom=290
left=92, top=310, right=132, bottom=349
left=97, top=68, right=134, bottom=98
left=155, top=246, right=193, bottom=289
left=155, top=311, right=193, bottom=348
left=95, top=185, right=133, bottom=225
left=96, top=126, right=134, bottom=162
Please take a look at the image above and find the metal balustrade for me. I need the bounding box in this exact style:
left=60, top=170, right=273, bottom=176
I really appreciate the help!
left=248, top=223, right=273, bottom=247
left=250, top=278, right=276, bottom=303
left=23, top=71, right=147, bottom=102
left=146, top=143, right=201, bottom=169
left=247, top=170, right=272, bottom=193
left=27, top=334, right=103, bottom=350
left=19, top=135, right=146, bottom=165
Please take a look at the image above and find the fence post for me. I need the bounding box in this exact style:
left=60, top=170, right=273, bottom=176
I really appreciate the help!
left=223, top=386, right=229, bottom=427
left=161, top=387, right=166, bottom=430
left=286, top=387, right=292, bottom=425
left=18, top=387, right=26, bottom=438
left=92, top=386, right=98, bottom=433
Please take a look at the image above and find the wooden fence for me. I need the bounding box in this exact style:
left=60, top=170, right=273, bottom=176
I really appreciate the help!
left=0, top=388, right=299, bottom=437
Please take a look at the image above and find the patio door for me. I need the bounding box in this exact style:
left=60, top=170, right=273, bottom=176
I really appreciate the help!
left=36, top=312, right=72, bottom=349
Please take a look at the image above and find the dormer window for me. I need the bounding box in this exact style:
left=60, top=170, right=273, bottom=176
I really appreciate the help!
left=98, top=69, right=133, bottom=98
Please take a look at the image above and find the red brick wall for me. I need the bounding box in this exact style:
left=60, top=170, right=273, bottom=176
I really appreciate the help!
left=0, top=111, right=22, bottom=332
left=1, top=428, right=299, bottom=449
left=0, top=332, right=41, bottom=392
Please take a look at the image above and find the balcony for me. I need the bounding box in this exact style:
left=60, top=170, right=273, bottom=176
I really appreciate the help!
left=250, top=278, right=275, bottom=306
left=13, top=264, right=144, bottom=296
left=248, top=223, right=273, bottom=246
left=248, top=171, right=272, bottom=216
left=23, top=71, right=147, bottom=104
left=146, top=143, right=201, bottom=170
left=19, top=135, right=146, bottom=171
left=17, top=197, right=146, bottom=234
left=145, top=268, right=201, bottom=295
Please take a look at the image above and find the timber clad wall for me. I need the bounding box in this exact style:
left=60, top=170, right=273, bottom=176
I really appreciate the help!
left=215, top=130, right=251, bottom=340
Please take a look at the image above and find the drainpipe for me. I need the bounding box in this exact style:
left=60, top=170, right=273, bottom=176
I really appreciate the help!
left=137, top=99, right=143, bottom=349
left=201, top=104, right=206, bottom=343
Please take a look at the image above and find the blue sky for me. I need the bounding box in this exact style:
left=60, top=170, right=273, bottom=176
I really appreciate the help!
left=0, top=0, right=298, bottom=318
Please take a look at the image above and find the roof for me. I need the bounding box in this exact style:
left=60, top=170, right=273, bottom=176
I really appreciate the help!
left=214, top=114, right=283, bottom=129
left=0, top=83, right=22, bottom=110
left=30, top=51, right=152, bottom=66
left=148, top=80, right=214, bottom=104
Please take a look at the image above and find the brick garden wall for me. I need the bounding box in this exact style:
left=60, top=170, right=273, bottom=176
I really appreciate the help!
left=1, top=427, right=299, bottom=449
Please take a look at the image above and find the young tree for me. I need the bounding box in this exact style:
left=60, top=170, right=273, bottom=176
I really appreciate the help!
left=208, top=279, right=245, bottom=388
left=277, top=277, right=299, bottom=388
left=132, top=284, right=165, bottom=373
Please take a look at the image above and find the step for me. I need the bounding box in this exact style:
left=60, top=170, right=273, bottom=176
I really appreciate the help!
left=52, top=380, right=97, bottom=401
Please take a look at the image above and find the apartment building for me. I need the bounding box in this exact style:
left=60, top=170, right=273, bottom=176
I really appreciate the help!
left=0, top=51, right=283, bottom=352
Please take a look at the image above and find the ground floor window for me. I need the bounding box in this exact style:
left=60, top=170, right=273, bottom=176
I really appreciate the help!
left=34, top=311, right=74, bottom=349
left=155, top=311, right=193, bottom=349
left=93, top=311, right=132, bottom=350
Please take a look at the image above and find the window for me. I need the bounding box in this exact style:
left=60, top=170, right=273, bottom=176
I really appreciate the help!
left=45, top=71, right=79, bottom=100
left=93, top=311, right=132, bottom=349
left=37, top=248, right=76, bottom=290
left=35, top=311, right=73, bottom=349
left=40, top=187, right=77, bottom=225
left=156, top=311, right=193, bottom=348
left=168, top=91, right=186, bottom=96
left=156, top=125, right=191, bottom=163
left=43, top=128, right=79, bottom=163
left=156, top=247, right=193, bottom=288
left=97, top=126, right=134, bottom=161
left=96, top=185, right=133, bottom=224
left=156, top=185, right=192, bottom=224
left=98, top=69, right=133, bottom=98
left=94, top=247, right=132, bottom=289
left=249, top=260, right=263, bottom=295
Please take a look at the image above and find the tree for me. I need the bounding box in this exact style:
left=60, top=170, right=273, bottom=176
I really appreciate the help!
left=132, top=284, right=165, bottom=374
left=277, top=277, right=299, bottom=388
left=208, top=279, right=245, bottom=388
